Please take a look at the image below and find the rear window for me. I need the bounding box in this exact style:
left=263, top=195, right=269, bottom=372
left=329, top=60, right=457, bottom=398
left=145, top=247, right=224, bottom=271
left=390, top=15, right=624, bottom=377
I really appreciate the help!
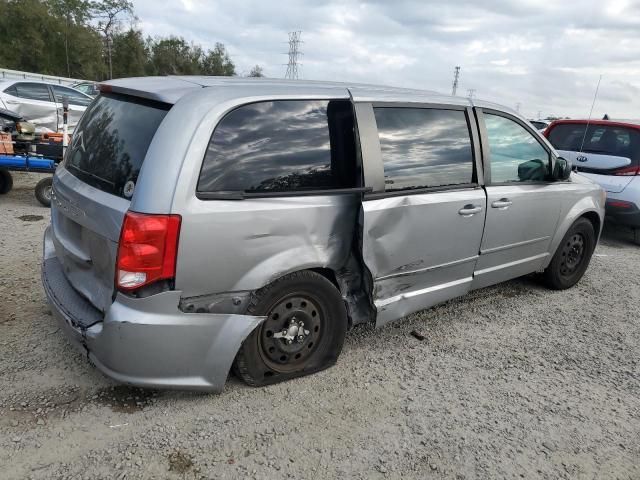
left=197, top=100, right=358, bottom=194
left=548, top=123, right=640, bottom=163
left=65, top=93, right=170, bottom=198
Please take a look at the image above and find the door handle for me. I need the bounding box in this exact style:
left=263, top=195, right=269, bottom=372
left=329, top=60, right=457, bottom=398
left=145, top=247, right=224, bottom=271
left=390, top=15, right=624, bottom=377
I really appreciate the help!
left=458, top=204, right=483, bottom=216
left=491, top=198, right=513, bottom=209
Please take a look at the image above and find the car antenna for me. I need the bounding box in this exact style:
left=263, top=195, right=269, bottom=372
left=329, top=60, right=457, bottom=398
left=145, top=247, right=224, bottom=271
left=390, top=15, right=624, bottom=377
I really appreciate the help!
left=579, top=74, right=603, bottom=153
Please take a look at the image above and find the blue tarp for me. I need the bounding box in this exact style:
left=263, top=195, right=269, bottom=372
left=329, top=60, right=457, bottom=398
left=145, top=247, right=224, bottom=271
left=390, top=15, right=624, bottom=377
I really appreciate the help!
left=0, top=155, right=56, bottom=171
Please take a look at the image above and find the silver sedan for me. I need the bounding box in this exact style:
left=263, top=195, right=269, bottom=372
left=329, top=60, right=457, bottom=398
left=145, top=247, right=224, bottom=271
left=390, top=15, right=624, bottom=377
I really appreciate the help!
left=0, top=80, right=92, bottom=132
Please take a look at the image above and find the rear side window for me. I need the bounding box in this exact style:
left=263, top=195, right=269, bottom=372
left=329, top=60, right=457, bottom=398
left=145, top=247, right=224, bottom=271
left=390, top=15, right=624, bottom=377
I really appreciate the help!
left=548, top=124, right=640, bottom=162
left=51, top=85, right=92, bottom=107
left=197, top=100, right=357, bottom=194
left=66, top=93, right=170, bottom=198
left=373, top=107, right=474, bottom=191
left=11, top=82, right=51, bottom=102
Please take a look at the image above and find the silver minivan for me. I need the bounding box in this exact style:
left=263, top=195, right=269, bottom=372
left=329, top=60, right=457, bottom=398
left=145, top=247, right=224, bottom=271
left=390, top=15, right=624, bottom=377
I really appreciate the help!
left=42, top=77, right=605, bottom=391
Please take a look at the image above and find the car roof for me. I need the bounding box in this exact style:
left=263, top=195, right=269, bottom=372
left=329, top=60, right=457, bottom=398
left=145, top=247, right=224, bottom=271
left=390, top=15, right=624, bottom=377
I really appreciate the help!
left=548, top=119, right=640, bottom=131
left=0, top=79, right=94, bottom=98
left=100, top=75, right=517, bottom=114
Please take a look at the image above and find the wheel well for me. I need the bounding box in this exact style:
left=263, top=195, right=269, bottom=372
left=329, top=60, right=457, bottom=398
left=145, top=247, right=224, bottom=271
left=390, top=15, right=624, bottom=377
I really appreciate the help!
left=581, top=211, right=601, bottom=236
left=309, top=267, right=339, bottom=289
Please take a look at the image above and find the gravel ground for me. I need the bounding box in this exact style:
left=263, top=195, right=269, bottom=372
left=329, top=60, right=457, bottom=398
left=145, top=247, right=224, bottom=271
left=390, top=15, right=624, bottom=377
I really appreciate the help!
left=1, top=172, right=639, bottom=480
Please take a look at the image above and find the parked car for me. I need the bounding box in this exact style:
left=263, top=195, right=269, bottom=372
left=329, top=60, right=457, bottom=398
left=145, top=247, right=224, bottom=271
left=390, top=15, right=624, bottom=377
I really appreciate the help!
left=0, top=80, right=92, bottom=132
left=42, top=77, right=605, bottom=392
left=529, top=119, right=549, bottom=132
left=545, top=119, right=640, bottom=244
left=70, top=81, right=99, bottom=97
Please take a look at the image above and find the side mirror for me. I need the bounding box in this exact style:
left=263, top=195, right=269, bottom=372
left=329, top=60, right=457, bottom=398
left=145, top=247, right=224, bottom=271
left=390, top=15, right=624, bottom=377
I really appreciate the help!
left=554, top=157, right=572, bottom=181
left=518, top=159, right=547, bottom=181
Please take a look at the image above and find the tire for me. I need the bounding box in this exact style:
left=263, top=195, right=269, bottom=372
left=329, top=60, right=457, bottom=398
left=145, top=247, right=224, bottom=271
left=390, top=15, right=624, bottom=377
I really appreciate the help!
left=234, top=270, right=348, bottom=387
left=543, top=217, right=596, bottom=290
left=634, top=228, right=640, bottom=246
left=0, top=168, right=13, bottom=194
left=35, top=177, right=53, bottom=207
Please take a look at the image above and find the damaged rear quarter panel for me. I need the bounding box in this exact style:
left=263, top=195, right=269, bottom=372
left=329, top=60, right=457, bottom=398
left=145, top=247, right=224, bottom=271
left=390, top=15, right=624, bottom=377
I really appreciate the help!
left=175, top=194, right=360, bottom=297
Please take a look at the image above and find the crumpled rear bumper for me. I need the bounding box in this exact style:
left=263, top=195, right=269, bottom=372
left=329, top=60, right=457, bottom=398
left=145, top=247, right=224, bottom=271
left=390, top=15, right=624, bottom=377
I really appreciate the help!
left=42, top=226, right=264, bottom=392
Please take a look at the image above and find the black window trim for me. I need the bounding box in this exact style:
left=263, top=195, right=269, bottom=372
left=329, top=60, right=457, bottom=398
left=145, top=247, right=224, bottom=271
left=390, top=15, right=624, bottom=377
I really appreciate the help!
left=477, top=107, right=556, bottom=186
left=365, top=102, right=482, bottom=199
left=195, top=97, right=365, bottom=201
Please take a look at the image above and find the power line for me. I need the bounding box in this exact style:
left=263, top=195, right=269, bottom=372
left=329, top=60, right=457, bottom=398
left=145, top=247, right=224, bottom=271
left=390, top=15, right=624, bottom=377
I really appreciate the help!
left=285, top=31, right=303, bottom=80
left=451, top=66, right=460, bottom=96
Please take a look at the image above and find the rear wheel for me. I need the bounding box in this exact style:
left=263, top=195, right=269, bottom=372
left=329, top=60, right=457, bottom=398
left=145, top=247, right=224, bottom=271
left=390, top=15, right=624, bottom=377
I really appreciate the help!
left=543, top=218, right=596, bottom=290
left=35, top=177, right=53, bottom=207
left=0, top=168, right=13, bottom=194
left=234, top=270, right=348, bottom=387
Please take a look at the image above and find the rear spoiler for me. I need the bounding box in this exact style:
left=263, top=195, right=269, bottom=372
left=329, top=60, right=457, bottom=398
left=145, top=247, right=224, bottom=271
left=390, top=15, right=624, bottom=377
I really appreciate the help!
left=97, top=77, right=204, bottom=104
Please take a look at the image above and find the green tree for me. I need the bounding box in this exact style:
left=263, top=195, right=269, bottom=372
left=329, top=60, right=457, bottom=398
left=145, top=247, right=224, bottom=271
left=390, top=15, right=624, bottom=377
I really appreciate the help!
left=200, top=43, right=235, bottom=76
left=111, top=29, right=146, bottom=78
left=47, top=0, right=93, bottom=77
left=248, top=65, right=264, bottom=77
left=146, top=36, right=202, bottom=75
left=91, top=0, right=134, bottom=79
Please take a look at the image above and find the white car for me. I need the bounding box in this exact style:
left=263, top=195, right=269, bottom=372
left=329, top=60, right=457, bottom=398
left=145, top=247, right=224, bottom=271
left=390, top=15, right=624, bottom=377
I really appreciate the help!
left=0, top=80, right=93, bottom=132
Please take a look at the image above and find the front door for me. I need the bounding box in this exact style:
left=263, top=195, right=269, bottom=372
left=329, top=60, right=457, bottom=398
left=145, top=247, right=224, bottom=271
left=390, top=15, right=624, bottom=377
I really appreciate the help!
left=473, top=109, right=563, bottom=289
left=355, top=102, right=486, bottom=327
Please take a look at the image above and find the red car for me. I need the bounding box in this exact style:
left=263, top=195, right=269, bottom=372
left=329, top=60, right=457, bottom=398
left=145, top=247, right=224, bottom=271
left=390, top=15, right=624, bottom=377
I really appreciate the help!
left=545, top=119, right=640, bottom=244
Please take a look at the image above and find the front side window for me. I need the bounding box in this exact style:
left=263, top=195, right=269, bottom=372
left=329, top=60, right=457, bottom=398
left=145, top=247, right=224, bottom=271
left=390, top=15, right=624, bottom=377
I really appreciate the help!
left=374, top=107, right=474, bottom=191
left=11, top=83, right=51, bottom=102
left=484, top=113, right=550, bottom=183
left=197, top=100, right=357, bottom=193
left=52, top=85, right=92, bottom=107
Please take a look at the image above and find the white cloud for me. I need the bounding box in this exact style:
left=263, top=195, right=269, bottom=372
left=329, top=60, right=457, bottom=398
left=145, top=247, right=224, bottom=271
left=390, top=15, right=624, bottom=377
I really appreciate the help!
left=131, top=0, right=640, bottom=119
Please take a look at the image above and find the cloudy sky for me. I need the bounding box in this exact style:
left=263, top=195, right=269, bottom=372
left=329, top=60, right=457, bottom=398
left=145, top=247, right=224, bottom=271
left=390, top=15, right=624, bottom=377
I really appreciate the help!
left=133, top=0, right=640, bottom=120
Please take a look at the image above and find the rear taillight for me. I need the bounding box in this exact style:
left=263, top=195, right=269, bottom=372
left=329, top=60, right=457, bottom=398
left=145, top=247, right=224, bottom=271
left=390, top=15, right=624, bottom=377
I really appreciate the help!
left=607, top=200, right=634, bottom=209
left=612, top=165, right=640, bottom=176
left=116, top=212, right=181, bottom=291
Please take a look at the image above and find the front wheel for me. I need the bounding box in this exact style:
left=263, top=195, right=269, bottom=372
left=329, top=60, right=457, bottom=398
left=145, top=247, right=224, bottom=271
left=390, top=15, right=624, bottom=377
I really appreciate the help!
left=234, top=270, right=348, bottom=387
left=35, top=177, right=53, bottom=207
left=543, top=218, right=596, bottom=290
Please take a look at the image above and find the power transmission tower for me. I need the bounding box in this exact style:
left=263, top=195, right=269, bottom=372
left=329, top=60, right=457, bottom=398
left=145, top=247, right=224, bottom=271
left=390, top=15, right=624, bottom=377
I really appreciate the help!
left=516, top=102, right=521, bottom=113
left=467, top=89, right=476, bottom=100
left=451, top=66, right=460, bottom=96
left=285, top=31, right=303, bottom=79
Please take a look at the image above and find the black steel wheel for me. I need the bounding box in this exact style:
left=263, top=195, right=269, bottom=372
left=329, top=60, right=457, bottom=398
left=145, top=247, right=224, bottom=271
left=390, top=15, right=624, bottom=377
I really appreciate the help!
left=259, top=294, right=324, bottom=373
left=559, top=233, right=585, bottom=277
left=234, top=270, right=348, bottom=387
left=544, top=217, right=596, bottom=290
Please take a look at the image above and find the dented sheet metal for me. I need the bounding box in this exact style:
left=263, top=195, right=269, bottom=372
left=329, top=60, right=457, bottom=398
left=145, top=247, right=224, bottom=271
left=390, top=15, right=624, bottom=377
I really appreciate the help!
left=176, top=194, right=361, bottom=298
left=361, top=188, right=486, bottom=327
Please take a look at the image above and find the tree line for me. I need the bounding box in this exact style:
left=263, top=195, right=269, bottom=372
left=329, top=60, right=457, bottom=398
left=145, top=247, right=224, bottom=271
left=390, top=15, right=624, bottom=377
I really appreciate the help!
left=0, top=0, right=264, bottom=81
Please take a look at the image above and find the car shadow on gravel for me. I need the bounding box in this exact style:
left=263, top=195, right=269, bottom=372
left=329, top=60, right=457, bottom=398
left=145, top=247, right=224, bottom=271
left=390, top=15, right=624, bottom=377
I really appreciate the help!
left=599, top=222, right=637, bottom=247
